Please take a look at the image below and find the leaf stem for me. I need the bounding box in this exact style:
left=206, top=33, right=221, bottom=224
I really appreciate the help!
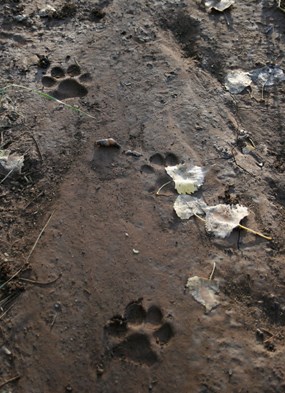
left=156, top=180, right=173, bottom=196
left=238, top=224, right=272, bottom=241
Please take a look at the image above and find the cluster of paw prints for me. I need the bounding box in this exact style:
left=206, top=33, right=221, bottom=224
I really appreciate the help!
left=104, top=300, right=174, bottom=366
left=41, top=63, right=92, bottom=100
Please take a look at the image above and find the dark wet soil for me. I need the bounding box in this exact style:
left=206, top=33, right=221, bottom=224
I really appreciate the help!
left=0, top=1, right=285, bottom=392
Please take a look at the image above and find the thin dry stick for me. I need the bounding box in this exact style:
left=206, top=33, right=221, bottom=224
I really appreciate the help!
left=50, top=312, right=58, bottom=330
left=0, top=211, right=55, bottom=291
left=26, top=211, right=55, bottom=262
left=156, top=180, right=173, bottom=196
left=0, top=265, right=26, bottom=290
left=0, top=168, right=14, bottom=184
left=31, top=133, right=43, bottom=161
left=0, top=303, right=15, bottom=321
left=209, top=262, right=216, bottom=281
left=0, top=294, right=15, bottom=308
left=0, top=375, right=21, bottom=389
left=19, top=273, right=61, bottom=286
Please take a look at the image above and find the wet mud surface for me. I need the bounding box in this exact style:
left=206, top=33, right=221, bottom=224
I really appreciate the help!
left=0, top=0, right=285, bottom=392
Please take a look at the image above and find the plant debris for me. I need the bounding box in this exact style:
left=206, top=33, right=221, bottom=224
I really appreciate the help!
left=204, top=204, right=249, bottom=238
left=205, top=0, right=235, bottom=12
left=277, top=0, right=285, bottom=12
left=165, top=164, right=204, bottom=194
left=174, top=195, right=207, bottom=220
left=225, top=70, right=252, bottom=94
left=173, top=196, right=271, bottom=240
left=0, top=149, right=24, bottom=174
left=225, top=65, right=285, bottom=94
left=186, top=276, right=220, bottom=313
left=249, top=65, right=285, bottom=88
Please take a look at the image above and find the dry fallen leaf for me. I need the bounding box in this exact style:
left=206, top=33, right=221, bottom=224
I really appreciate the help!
left=186, top=276, right=220, bottom=313
left=174, top=195, right=207, bottom=220
left=225, top=70, right=252, bottom=94
left=205, top=204, right=249, bottom=238
left=0, top=149, right=24, bottom=174
left=205, top=0, right=235, bottom=12
left=165, top=164, right=204, bottom=195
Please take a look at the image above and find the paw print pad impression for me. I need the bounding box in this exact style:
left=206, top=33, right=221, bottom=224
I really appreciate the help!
left=104, top=300, right=174, bottom=367
left=41, top=64, right=92, bottom=100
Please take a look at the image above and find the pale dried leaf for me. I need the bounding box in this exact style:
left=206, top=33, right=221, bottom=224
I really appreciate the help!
left=0, top=150, right=24, bottom=174
left=205, top=0, right=235, bottom=12
left=249, top=65, right=285, bottom=87
left=205, top=204, right=249, bottom=238
left=225, top=70, right=252, bottom=94
left=186, top=276, right=219, bottom=313
left=165, top=164, right=204, bottom=195
left=0, top=149, right=10, bottom=160
left=174, top=195, right=207, bottom=220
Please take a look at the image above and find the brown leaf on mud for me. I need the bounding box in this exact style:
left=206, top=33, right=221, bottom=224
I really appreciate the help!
left=186, top=276, right=220, bottom=313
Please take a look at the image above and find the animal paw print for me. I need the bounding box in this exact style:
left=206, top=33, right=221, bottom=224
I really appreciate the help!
left=104, top=300, right=174, bottom=367
left=41, top=63, right=92, bottom=100
left=140, top=152, right=179, bottom=193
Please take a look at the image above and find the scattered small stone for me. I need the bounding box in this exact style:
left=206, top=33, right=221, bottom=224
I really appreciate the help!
left=38, top=5, right=56, bottom=18
left=14, top=14, right=28, bottom=22
left=1, top=346, right=12, bottom=356
left=125, top=150, right=143, bottom=157
left=54, top=302, right=61, bottom=311
left=96, top=364, right=104, bottom=376
left=96, top=138, right=121, bottom=148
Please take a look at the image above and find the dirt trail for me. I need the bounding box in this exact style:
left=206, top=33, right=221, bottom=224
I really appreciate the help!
left=0, top=1, right=285, bottom=392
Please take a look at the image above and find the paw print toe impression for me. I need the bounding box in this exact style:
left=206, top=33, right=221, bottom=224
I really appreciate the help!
left=104, top=300, right=174, bottom=366
left=41, top=64, right=91, bottom=99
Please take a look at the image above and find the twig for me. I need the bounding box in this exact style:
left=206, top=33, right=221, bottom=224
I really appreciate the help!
left=0, top=168, right=14, bottom=184
left=26, top=211, right=55, bottom=262
left=0, top=211, right=56, bottom=291
left=261, top=83, right=265, bottom=100
left=19, top=273, right=61, bottom=286
left=0, top=265, right=27, bottom=290
left=0, top=294, right=15, bottom=308
left=156, top=180, right=173, bottom=196
left=0, top=375, right=21, bottom=389
left=209, top=262, right=216, bottom=281
left=0, top=302, right=15, bottom=320
left=24, top=191, right=44, bottom=209
left=50, top=312, right=58, bottom=330
left=31, top=133, right=43, bottom=161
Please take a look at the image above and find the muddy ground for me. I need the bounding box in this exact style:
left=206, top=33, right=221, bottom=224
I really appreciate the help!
left=0, top=0, right=285, bottom=392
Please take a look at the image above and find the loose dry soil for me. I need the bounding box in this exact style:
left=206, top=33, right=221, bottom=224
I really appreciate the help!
left=0, top=0, right=285, bottom=392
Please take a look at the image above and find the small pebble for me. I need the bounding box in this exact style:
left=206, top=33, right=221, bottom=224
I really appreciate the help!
left=2, top=346, right=12, bottom=356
